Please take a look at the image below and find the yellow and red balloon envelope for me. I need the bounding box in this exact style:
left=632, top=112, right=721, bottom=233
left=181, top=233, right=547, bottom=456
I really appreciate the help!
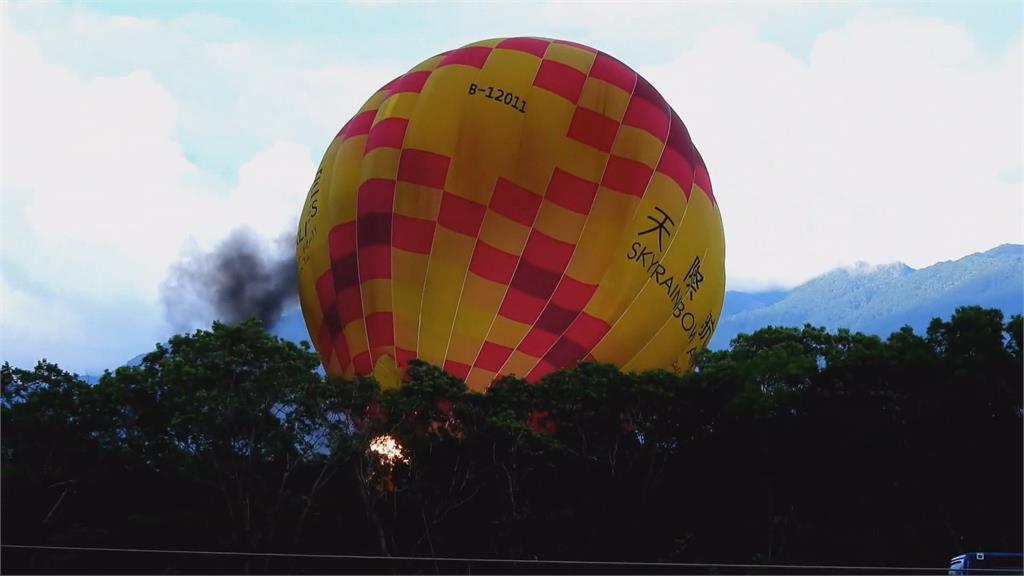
left=296, top=37, right=725, bottom=391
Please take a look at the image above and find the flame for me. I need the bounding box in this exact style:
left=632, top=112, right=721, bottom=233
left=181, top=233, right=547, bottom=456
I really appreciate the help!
left=368, top=434, right=408, bottom=466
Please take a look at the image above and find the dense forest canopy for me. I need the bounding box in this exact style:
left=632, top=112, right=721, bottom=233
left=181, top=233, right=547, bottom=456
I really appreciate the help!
left=2, top=306, right=1021, bottom=574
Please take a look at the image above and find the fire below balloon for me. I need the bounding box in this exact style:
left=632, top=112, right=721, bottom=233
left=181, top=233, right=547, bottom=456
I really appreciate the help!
left=368, top=435, right=408, bottom=466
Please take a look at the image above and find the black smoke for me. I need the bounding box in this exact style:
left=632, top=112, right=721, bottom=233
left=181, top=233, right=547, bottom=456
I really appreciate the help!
left=162, top=228, right=297, bottom=332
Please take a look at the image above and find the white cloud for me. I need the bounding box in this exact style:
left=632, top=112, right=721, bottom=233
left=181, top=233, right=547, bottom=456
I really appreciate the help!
left=640, top=12, right=1023, bottom=288
left=1, top=2, right=1021, bottom=371
left=0, top=11, right=317, bottom=372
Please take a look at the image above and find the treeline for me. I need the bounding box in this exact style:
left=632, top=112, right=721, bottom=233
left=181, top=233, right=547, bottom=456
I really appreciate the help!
left=1, top=306, right=1021, bottom=574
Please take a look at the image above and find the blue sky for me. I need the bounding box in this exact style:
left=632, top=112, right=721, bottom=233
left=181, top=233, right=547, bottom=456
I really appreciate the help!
left=1, top=1, right=1022, bottom=374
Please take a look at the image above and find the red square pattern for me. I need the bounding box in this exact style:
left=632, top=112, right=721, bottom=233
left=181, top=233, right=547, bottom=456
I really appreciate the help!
left=526, top=360, right=558, bottom=382
left=534, top=303, right=578, bottom=334
left=498, top=286, right=547, bottom=324
left=339, top=110, right=376, bottom=139
left=468, top=241, right=518, bottom=285
left=357, top=244, right=390, bottom=280
left=550, top=275, right=597, bottom=311
left=588, top=53, right=636, bottom=93
left=396, top=347, right=417, bottom=369
left=509, top=260, right=561, bottom=301
left=693, top=153, right=715, bottom=204
left=602, top=155, right=653, bottom=198
left=496, top=37, right=550, bottom=58
left=388, top=71, right=430, bottom=95
left=357, top=179, right=395, bottom=216
left=518, top=326, right=558, bottom=357
left=328, top=222, right=357, bottom=260
left=476, top=341, right=514, bottom=372
left=567, top=107, right=619, bottom=153
left=336, top=285, right=363, bottom=326
left=357, top=212, right=391, bottom=247
left=562, top=312, right=611, bottom=350
left=657, top=147, right=694, bottom=198
left=437, top=192, right=487, bottom=237
left=352, top=351, right=372, bottom=375
left=521, top=230, right=575, bottom=272
left=438, top=46, right=492, bottom=69
left=552, top=39, right=597, bottom=54
left=315, top=272, right=336, bottom=311
left=331, top=253, right=359, bottom=292
left=364, top=118, right=408, bottom=153
left=543, top=337, right=589, bottom=370
left=623, top=96, right=669, bottom=142
left=332, top=331, right=352, bottom=372
left=392, top=214, right=435, bottom=255
left=545, top=168, right=599, bottom=214
left=398, top=149, right=450, bottom=189
left=443, top=359, right=471, bottom=380
left=533, top=59, right=586, bottom=103
left=490, top=178, right=541, bottom=226
left=365, top=312, right=395, bottom=348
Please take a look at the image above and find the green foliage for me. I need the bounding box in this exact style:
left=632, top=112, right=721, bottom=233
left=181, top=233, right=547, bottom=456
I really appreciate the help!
left=2, top=308, right=1021, bottom=573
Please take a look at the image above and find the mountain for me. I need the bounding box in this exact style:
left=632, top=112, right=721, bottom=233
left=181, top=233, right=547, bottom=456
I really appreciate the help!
left=82, top=244, right=1018, bottom=381
left=710, top=243, right=1023, bottom=349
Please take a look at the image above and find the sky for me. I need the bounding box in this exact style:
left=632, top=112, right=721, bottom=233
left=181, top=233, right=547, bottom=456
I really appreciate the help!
left=1, top=1, right=1022, bottom=375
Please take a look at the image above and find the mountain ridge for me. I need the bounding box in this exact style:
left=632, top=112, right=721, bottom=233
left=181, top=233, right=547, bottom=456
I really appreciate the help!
left=83, top=243, right=1020, bottom=381
left=710, top=243, right=1022, bottom=349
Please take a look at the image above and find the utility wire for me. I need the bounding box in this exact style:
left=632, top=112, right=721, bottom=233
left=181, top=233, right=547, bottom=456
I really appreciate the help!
left=3, top=544, right=1002, bottom=573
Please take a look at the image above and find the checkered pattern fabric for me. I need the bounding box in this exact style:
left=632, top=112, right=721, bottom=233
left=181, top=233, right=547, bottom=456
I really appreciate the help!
left=295, top=38, right=725, bottom=391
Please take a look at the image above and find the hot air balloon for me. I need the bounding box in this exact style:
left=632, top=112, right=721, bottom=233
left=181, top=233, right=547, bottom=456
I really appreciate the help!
left=296, top=37, right=725, bottom=391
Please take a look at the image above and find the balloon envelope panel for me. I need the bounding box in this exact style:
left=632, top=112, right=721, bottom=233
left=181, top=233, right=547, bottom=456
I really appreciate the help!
left=296, top=37, right=725, bottom=391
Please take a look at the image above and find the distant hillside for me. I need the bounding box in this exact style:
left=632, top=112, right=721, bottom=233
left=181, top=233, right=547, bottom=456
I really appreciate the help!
left=89, top=244, right=1019, bottom=380
left=710, top=243, right=1023, bottom=349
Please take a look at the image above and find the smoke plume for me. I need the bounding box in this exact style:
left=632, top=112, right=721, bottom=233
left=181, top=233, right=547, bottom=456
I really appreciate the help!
left=162, top=228, right=297, bottom=332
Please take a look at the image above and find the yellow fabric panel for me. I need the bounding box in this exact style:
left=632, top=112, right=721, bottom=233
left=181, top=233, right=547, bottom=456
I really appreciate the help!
left=392, top=249, right=429, bottom=284
left=403, top=65, right=477, bottom=157
left=374, top=92, right=418, bottom=125
left=577, top=77, right=631, bottom=122
left=582, top=173, right=688, bottom=324
left=358, top=148, right=400, bottom=181
left=503, top=350, right=539, bottom=378
left=357, top=89, right=389, bottom=114
left=297, top=38, right=727, bottom=387
left=343, top=320, right=369, bottom=357
left=554, top=137, right=609, bottom=185
left=393, top=182, right=442, bottom=220
left=325, top=135, right=371, bottom=365
left=466, top=38, right=502, bottom=48
left=410, top=53, right=445, bottom=73
left=486, top=315, right=531, bottom=348
left=624, top=192, right=725, bottom=372
left=532, top=202, right=586, bottom=245
left=359, top=279, right=393, bottom=315
left=417, top=228, right=475, bottom=366
left=296, top=137, right=342, bottom=365
left=478, top=211, right=531, bottom=255
left=543, top=42, right=597, bottom=74
left=611, top=125, right=664, bottom=168
left=392, top=251, right=430, bottom=356
left=465, top=368, right=497, bottom=393
left=458, top=274, right=507, bottom=309
left=417, top=49, right=542, bottom=370
left=505, top=89, right=575, bottom=194
left=446, top=275, right=506, bottom=364
left=444, top=48, right=538, bottom=202
left=324, top=351, right=344, bottom=380
left=326, top=137, right=367, bottom=225
left=446, top=320, right=490, bottom=364
left=564, top=187, right=641, bottom=285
